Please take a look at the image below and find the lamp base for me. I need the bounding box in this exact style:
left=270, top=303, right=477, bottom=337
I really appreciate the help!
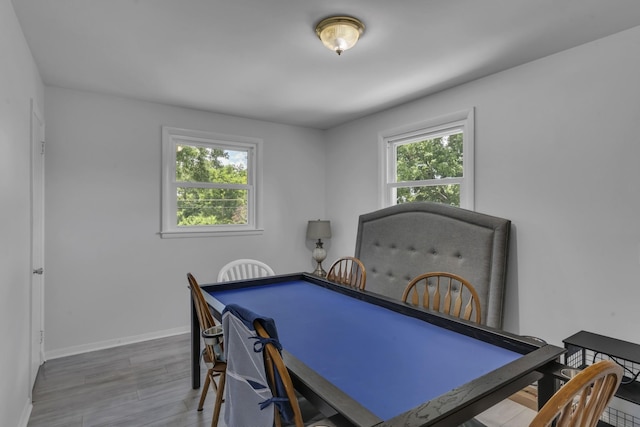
left=312, top=262, right=327, bottom=277
left=311, top=239, right=327, bottom=277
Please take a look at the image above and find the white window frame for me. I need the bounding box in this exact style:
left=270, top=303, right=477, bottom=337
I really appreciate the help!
left=161, top=126, right=263, bottom=238
left=379, top=108, right=475, bottom=210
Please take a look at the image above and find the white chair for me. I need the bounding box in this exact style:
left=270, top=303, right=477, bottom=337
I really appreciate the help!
left=217, top=259, right=275, bottom=282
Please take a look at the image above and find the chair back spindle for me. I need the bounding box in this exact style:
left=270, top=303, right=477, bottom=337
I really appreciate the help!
left=327, top=256, right=366, bottom=290
left=402, top=272, right=481, bottom=324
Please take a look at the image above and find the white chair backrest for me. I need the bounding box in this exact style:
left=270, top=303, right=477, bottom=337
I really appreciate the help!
left=218, top=259, right=275, bottom=282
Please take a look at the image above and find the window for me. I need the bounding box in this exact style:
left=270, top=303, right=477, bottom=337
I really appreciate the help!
left=161, top=127, right=262, bottom=238
left=380, top=108, right=474, bottom=210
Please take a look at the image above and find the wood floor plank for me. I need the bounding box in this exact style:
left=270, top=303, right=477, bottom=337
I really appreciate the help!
left=143, top=405, right=219, bottom=427
left=26, top=412, right=84, bottom=427
left=28, top=390, right=140, bottom=425
left=83, top=399, right=189, bottom=427
left=136, top=375, right=200, bottom=402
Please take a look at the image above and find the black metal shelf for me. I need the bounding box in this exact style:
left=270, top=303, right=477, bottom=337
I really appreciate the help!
left=563, top=331, right=640, bottom=427
left=564, top=331, right=640, bottom=365
left=617, top=379, right=640, bottom=404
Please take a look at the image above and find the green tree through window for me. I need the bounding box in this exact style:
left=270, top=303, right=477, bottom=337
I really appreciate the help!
left=382, top=108, right=474, bottom=209
left=175, top=144, right=249, bottom=226
left=395, top=132, right=462, bottom=206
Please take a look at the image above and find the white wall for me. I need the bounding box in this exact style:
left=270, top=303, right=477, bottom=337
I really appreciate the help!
left=0, top=1, right=45, bottom=426
left=325, top=25, right=640, bottom=347
left=44, top=87, right=326, bottom=356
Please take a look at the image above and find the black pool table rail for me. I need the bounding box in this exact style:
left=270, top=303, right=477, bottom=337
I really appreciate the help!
left=191, top=273, right=565, bottom=427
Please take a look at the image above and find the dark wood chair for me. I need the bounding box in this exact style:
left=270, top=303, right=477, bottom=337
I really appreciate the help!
left=529, top=359, right=623, bottom=427
left=326, top=256, right=366, bottom=290
left=401, top=272, right=482, bottom=323
left=187, top=273, right=226, bottom=427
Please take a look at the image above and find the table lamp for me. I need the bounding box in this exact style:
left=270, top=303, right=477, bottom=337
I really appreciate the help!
left=306, top=220, right=332, bottom=277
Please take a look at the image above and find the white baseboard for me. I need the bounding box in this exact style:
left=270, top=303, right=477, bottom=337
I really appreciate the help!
left=18, top=398, right=32, bottom=427
left=44, top=326, right=190, bottom=360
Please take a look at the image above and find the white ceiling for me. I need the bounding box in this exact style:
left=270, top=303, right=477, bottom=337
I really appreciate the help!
left=12, top=0, right=640, bottom=130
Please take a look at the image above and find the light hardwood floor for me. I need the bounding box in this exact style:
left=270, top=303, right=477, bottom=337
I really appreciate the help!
left=28, top=333, right=536, bottom=427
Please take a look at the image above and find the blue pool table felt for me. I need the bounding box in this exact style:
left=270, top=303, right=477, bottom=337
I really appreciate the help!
left=208, top=280, right=521, bottom=420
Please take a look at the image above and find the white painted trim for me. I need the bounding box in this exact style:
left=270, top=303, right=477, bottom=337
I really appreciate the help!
left=18, top=398, right=32, bottom=427
left=160, top=228, right=264, bottom=238
left=44, top=326, right=189, bottom=360
left=29, top=98, right=46, bottom=393
left=378, top=108, right=475, bottom=210
left=160, top=126, right=263, bottom=237
left=463, top=108, right=475, bottom=211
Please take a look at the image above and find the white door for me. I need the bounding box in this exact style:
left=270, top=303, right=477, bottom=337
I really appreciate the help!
left=30, top=99, right=45, bottom=391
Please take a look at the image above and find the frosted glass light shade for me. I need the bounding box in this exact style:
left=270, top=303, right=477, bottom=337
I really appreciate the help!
left=315, top=16, right=365, bottom=55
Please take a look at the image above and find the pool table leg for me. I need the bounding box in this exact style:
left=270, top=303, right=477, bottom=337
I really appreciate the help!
left=191, top=295, right=201, bottom=389
left=537, top=372, right=556, bottom=410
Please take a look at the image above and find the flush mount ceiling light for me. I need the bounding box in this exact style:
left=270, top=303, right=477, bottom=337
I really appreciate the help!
left=315, top=16, right=365, bottom=56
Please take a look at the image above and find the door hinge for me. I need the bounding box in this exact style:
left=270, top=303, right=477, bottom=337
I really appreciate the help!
left=40, top=330, right=44, bottom=344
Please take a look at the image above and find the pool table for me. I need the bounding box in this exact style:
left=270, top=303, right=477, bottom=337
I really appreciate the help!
left=191, top=273, right=564, bottom=426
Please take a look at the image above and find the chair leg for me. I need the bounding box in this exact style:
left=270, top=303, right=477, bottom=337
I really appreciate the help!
left=198, top=371, right=212, bottom=411
left=209, top=372, right=219, bottom=393
left=211, top=372, right=226, bottom=427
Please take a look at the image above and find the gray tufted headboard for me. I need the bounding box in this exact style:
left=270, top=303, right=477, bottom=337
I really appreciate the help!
left=354, top=202, right=511, bottom=329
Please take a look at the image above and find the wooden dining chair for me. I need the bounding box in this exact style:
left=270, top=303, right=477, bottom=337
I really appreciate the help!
left=401, top=272, right=482, bottom=324
left=254, top=321, right=305, bottom=427
left=529, top=359, right=623, bottom=427
left=217, top=258, right=275, bottom=282
left=187, top=273, right=226, bottom=427
left=254, top=322, right=340, bottom=427
left=326, top=256, right=366, bottom=290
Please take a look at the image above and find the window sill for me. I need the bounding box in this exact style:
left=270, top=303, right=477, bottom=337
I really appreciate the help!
left=159, top=228, right=264, bottom=239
